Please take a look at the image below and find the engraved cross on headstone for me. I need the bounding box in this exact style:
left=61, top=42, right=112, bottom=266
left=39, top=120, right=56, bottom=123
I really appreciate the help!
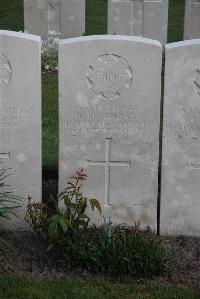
left=120, top=0, right=143, bottom=35
left=0, top=152, right=10, bottom=160
left=114, top=0, right=163, bottom=36
left=86, top=138, right=131, bottom=206
left=48, top=1, right=61, bottom=34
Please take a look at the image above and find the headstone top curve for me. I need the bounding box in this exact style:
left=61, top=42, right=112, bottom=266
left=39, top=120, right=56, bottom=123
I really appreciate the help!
left=0, top=30, right=41, bottom=42
left=59, top=35, right=162, bottom=47
left=166, top=39, right=200, bottom=50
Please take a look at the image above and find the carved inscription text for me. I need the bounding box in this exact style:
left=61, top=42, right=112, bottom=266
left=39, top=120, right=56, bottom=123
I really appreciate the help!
left=0, top=99, right=37, bottom=128
left=61, top=103, right=156, bottom=139
left=165, top=106, right=200, bottom=139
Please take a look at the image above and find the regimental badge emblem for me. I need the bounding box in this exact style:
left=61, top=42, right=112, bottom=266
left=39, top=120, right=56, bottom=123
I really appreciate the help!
left=0, top=53, right=12, bottom=90
left=86, top=54, right=133, bottom=99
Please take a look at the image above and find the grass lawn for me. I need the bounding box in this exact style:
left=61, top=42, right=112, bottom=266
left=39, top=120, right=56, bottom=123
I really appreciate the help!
left=42, top=74, right=58, bottom=170
left=0, top=0, right=186, bottom=170
left=0, top=276, right=199, bottom=299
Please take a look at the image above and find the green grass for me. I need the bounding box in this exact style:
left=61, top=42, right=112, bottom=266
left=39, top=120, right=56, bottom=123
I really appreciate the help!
left=85, top=0, right=107, bottom=35
left=0, top=0, right=186, bottom=170
left=0, top=0, right=23, bottom=31
left=0, top=277, right=199, bottom=299
left=168, top=0, right=185, bottom=43
left=42, top=74, right=58, bottom=170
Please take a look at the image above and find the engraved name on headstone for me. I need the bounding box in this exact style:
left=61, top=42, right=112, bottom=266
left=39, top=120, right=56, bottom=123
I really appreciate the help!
left=0, top=31, right=42, bottom=230
left=59, top=35, right=162, bottom=229
left=108, top=0, right=169, bottom=44
left=0, top=152, right=10, bottom=160
left=161, top=40, right=200, bottom=236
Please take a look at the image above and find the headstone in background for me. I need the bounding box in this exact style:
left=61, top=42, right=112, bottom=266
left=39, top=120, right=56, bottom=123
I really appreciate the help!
left=184, top=0, right=200, bottom=40
left=161, top=40, right=200, bottom=236
left=107, top=0, right=169, bottom=44
left=24, top=0, right=85, bottom=39
left=59, top=35, right=162, bottom=230
left=0, top=31, right=42, bottom=230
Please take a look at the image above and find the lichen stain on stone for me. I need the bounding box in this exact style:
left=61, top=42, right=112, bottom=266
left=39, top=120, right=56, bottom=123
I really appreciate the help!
left=138, top=198, right=155, bottom=227
left=139, top=212, right=152, bottom=226
left=111, top=203, right=137, bottom=225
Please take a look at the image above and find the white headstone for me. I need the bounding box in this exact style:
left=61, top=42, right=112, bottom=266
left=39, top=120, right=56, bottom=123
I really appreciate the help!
left=24, top=0, right=85, bottom=39
left=184, top=0, right=200, bottom=40
left=59, top=35, right=162, bottom=229
left=0, top=31, right=42, bottom=230
left=161, top=40, right=200, bottom=236
left=108, top=0, right=169, bottom=44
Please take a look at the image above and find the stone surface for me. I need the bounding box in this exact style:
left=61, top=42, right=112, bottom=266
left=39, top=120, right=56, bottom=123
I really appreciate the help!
left=161, top=40, right=200, bottom=236
left=59, top=35, right=162, bottom=230
left=0, top=31, right=42, bottom=230
left=24, top=0, right=85, bottom=39
left=184, top=0, right=200, bottom=40
left=107, top=0, right=169, bottom=44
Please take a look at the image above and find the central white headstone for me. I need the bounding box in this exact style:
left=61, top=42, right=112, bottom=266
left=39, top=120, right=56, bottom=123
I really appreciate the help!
left=0, top=31, right=42, bottom=230
left=108, top=0, right=169, bottom=44
left=184, top=0, right=200, bottom=40
left=59, top=36, right=162, bottom=229
left=24, top=0, right=85, bottom=39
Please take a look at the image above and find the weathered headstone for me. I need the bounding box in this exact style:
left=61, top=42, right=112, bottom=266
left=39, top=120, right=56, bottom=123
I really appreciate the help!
left=184, top=0, right=200, bottom=40
left=108, top=0, right=169, bottom=44
left=59, top=35, right=162, bottom=229
left=0, top=31, right=42, bottom=230
left=24, top=0, right=85, bottom=39
left=161, top=40, right=200, bottom=236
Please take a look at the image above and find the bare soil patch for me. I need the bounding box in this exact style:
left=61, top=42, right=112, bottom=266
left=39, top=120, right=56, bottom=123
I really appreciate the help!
left=0, top=231, right=200, bottom=291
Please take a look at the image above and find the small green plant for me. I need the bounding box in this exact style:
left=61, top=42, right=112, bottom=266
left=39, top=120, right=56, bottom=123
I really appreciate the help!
left=0, top=166, right=21, bottom=220
left=0, top=164, right=22, bottom=247
left=101, top=216, right=115, bottom=248
left=47, top=168, right=102, bottom=250
left=25, top=195, right=48, bottom=231
left=46, top=170, right=172, bottom=278
left=41, top=33, right=58, bottom=72
left=26, top=169, right=172, bottom=278
left=96, top=223, right=172, bottom=277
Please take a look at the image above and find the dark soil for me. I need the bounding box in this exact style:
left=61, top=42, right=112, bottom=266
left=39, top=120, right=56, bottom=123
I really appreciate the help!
left=1, top=176, right=199, bottom=291
left=0, top=230, right=200, bottom=291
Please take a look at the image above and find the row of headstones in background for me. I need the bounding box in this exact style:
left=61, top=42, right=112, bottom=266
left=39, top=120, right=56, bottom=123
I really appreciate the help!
left=184, top=0, right=200, bottom=40
left=24, top=0, right=200, bottom=44
left=108, top=0, right=200, bottom=43
left=24, top=0, right=85, bottom=39
left=108, top=0, right=169, bottom=45
left=1, top=30, right=200, bottom=236
left=24, top=0, right=168, bottom=43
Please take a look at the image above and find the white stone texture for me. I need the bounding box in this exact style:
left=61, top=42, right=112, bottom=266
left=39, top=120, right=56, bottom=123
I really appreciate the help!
left=108, top=0, right=169, bottom=44
left=24, top=0, right=85, bottom=39
left=59, top=35, right=162, bottom=230
left=0, top=31, right=42, bottom=230
left=184, top=0, right=200, bottom=40
left=161, top=40, right=200, bottom=236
